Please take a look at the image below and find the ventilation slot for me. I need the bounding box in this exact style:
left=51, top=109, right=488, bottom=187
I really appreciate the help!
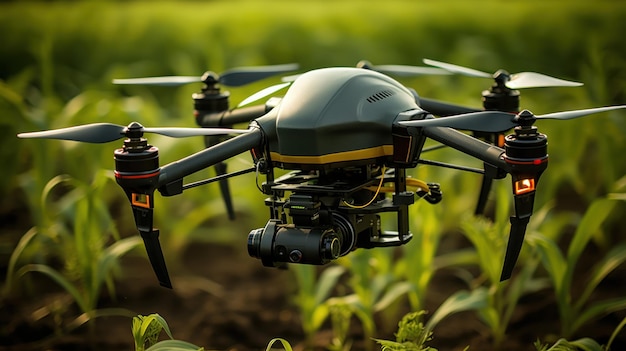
left=366, top=90, right=395, bottom=103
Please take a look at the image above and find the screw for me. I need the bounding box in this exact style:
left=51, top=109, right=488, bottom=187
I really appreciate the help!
left=289, top=249, right=303, bottom=262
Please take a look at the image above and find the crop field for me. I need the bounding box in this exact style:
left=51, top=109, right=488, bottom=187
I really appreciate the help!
left=1, top=1, right=625, bottom=350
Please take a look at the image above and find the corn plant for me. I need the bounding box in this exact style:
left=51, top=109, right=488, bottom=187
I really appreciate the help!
left=289, top=264, right=346, bottom=347
left=326, top=301, right=354, bottom=351
left=528, top=196, right=626, bottom=338
left=132, top=313, right=296, bottom=351
left=4, top=171, right=140, bottom=333
left=132, top=313, right=204, bottom=351
left=534, top=338, right=604, bottom=351
left=374, top=311, right=438, bottom=351
left=460, top=181, right=554, bottom=346
left=395, top=202, right=445, bottom=313
left=331, top=248, right=415, bottom=350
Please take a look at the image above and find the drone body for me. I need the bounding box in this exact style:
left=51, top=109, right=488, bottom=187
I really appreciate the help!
left=17, top=61, right=626, bottom=288
left=255, top=67, right=423, bottom=170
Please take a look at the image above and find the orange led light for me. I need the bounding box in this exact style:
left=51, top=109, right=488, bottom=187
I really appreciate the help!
left=514, top=178, right=536, bottom=195
left=132, top=193, right=151, bottom=208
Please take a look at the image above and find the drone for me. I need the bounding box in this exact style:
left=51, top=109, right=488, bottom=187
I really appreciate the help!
left=18, top=60, right=625, bottom=289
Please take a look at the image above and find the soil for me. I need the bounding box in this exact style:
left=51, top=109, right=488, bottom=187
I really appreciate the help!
left=1, top=234, right=625, bottom=351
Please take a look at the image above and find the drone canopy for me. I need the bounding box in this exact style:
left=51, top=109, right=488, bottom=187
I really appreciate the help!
left=256, top=67, right=420, bottom=169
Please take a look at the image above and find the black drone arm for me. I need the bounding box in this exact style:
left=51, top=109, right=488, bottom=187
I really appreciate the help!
left=419, top=97, right=481, bottom=117
left=422, top=126, right=507, bottom=168
left=156, top=126, right=264, bottom=192
left=422, top=125, right=544, bottom=281
left=197, top=104, right=270, bottom=127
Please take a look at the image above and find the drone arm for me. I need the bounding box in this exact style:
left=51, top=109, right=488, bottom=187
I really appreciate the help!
left=419, top=97, right=481, bottom=117
left=157, top=126, right=264, bottom=190
left=422, top=126, right=508, bottom=170
left=197, top=104, right=273, bottom=127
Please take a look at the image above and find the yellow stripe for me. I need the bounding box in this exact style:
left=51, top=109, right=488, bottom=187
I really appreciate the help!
left=270, top=145, right=394, bottom=165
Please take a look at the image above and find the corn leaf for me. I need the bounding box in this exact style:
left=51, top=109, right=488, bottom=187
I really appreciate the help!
left=424, top=288, right=488, bottom=335
left=570, top=298, right=626, bottom=335
left=374, top=281, right=415, bottom=312
left=528, top=233, right=567, bottom=295
left=146, top=340, right=203, bottom=351
left=16, top=263, right=88, bottom=313
left=265, top=337, right=294, bottom=351
left=314, top=265, right=345, bottom=305
left=575, top=243, right=626, bottom=312
left=567, top=199, right=617, bottom=269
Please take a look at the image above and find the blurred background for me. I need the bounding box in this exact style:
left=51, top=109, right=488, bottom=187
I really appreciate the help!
left=1, top=1, right=625, bottom=350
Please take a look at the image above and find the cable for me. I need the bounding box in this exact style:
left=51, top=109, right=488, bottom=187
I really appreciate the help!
left=342, top=166, right=386, bottom=209
left=364, top=177, right=430, bottom=193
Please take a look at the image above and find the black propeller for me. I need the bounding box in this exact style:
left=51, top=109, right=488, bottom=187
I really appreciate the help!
left=400, top=106, right=626, bottom=133
left=422, top=58, right=583, bottom=89
left=112, top=63, right=300, bottom=87
left=17, top=122, right=250, bottom=143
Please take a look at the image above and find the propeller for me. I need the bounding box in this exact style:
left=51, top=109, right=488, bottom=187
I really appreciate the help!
left=237, top=81, right=292, bottom=108
left=17, top=122, right=250, bottom=143
left=357, top=60, right=452, bottom=77
left=422, top=58, right=583, bottom=89
left=112, top=63, right=300, bottom=87
left=400, top=105, right=626, bottom=133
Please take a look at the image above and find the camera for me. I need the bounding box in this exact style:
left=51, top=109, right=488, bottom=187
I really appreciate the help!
left=247, top=195, right=357, bottom=267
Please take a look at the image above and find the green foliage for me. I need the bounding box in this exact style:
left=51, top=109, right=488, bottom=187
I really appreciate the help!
left=332, top=249, right=415, bottom=350
left=265, top=338, right=295, bottom=351
left=4, top=172, right=140, bottom=331
left=132, top=313, right=204, bottom=351
left=2, top=0, right=626, bottom=349
left=290, top=264, right=346, bottom=345
left=528, top=197, right=626, bottom=338
left=534, top=338, right=605, bottom=351
left=460, top=181, right=551, bottom=346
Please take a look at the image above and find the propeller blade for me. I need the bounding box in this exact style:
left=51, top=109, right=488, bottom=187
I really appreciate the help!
left=113, top=63, right=299, bottom=87
left=423, top=58, right=492, bottom=78
left=237, top=82, right=292, bottom=108
left=536, top=105, right=626, bottom=120
left=219, top=63, right=300, bottom=87
left=507, top=72, right=583, bottom=89
left=17, top=123, right=125, bottom=143
left=400, top=111, right=516, bottom=133
left=281, top=73, right=301, bottom=82
left=142, top=127, right=250, bottom=138
left=369, top=64, right=452, bottom=77
left=112, top=76, right=201, bottom=86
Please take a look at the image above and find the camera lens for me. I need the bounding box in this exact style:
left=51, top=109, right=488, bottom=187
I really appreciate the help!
left=331, top=212, right=356, bottom=256
left=247, top=228, right=264, bottom=259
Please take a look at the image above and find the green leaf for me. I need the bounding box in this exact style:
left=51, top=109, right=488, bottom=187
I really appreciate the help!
left=145, top=340, right=203, bottom=351
left=94, top=236, right=142, bottom=297
left=314, top=265, right=345, bottom=305
left=570, top=297, right=626, bottom=335
left=265, top=337, right=294, bottom=351
left=567, top=199, right=617, bottom=268
left=575, top=243, right=626, bottom=311
left=374, top=281, right=415, bottom=312
left=545, top=337, right=604, bottom=351
left=424, top=288, right=488, bottom=335
left=17, top=263, right=88, bottom=313
left=528, top=233, right=567, bottom=295
left=4, top=227, right=39, bottom=295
